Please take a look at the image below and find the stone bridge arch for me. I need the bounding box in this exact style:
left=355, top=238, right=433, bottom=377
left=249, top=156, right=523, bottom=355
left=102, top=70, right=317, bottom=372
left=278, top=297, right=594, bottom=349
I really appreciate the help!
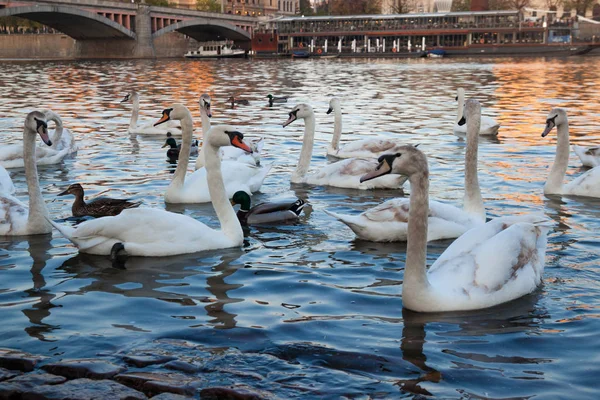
left=152, top=18, right=251, bottom=42
left=0, top=5, right=136, bottom=39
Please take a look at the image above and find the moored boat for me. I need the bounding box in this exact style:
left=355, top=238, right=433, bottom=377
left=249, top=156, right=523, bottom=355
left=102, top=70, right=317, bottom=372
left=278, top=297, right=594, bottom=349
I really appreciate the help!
left=185, top=41, right=246, bottom=59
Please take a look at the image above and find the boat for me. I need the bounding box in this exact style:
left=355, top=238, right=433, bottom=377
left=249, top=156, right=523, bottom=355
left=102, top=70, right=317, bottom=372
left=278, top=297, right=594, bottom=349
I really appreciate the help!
left=427, top=49, right=447, bottom=58
left=185, top=41, right=246, bottom=59
left=292, top=50, right=310, bottom=58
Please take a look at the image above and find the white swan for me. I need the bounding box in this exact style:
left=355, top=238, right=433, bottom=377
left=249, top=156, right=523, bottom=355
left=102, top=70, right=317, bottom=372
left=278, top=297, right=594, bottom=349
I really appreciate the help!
left=542, top=108, right=600, bottom=198
left=283, top=104, right=407, bottom=189
left=1, top=111, right=53, bottom=236
left=49, top=109, right=251, bottom=257
left=121, top=90, right=182, bottom=136
left=326, top=98, right=405, bottom=159
left=573, top=145, right=600, bottom=168
left=326, top=99, right=486, bottom=242
left=360, top=145, right=551, bottom=312
left=0, top=111, right=71, bottom=169
left=195, top=94, right=261, bottom=169
left=453, top=88, right=499, bottom=136
left=157, top=105, right=271, bottom=204
left=0, top=166, right=15, bottom=194
left=42, top=110, right=77, bottom=154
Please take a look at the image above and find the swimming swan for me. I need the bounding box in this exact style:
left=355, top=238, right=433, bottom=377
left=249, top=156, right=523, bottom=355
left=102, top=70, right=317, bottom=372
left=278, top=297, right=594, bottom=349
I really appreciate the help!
left=283, top=103, right=407, bottom=189
left=542, top=108, right=600, bottom=198
left=326, top=97, right=405, bottom=159
left=49, top=112, right=252, bottom=257
left=42, top=109, right=77, bottom=154
left=1, top=111, right=53, bottom=236
left=453, top=88, right=499, bottom=136
left=159, top=105, right=271, bottom=204
left=573, top=145, right=600, bottom=168
left=326, top=99, right=486, bottom=242
left=121, top=90, right=182, bottom=135
left=360, top=145, right=551, bottom=312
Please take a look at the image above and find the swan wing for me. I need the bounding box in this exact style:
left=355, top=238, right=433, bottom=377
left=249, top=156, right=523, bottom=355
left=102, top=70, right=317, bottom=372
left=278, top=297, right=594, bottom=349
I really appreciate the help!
left=308, top=158, right=406, bottom=189
left=337, top=139, right=403, bottom=158
left=0, top=193, right=28, bottom=235
left=0, top=167, right=15, bottom=194
left=427, top=216, right=551, bottom=310
left=573, top=145, right=600, bottom=168
left=52, top=208, right=232, bottom=256
left=130, top=121, right=182, bottom=136
left=563, top=166, right=600, bottom=197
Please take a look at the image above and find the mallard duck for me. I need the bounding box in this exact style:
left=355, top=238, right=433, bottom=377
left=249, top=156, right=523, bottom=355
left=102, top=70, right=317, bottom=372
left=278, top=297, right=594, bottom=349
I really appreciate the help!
left=162, top=132, right=198, bottom=160
left=231, top=191, right=306, bottom=225
left=267, top=94, right=288, bottom=107
left=227, top=96, right=250, bottom=108
left=58, top=183, right=141, bottom=218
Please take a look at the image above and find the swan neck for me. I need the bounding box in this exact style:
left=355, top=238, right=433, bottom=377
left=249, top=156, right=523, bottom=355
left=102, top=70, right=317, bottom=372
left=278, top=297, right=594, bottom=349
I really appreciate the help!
left=204, top=143, right=244, bottom=244
left=23, top=130, right=50, bottom=232
left=464, top=115, right=485, bottom=220
left=293, top=114, right=315, bottom=182
left=330, top=106, right=342, bottom=151
left=545, top=122, right=569, bottom=194
left=200, top=107, right=211, bottom=136
left=49, top=116, right=64, bottom=148
left=456, top=91, right=464, bottom=123
left=168, top=111, right=193, bottom=192
left=129, top=95, right=139, bottom=129
left=404, top=171, right=431, bottom=301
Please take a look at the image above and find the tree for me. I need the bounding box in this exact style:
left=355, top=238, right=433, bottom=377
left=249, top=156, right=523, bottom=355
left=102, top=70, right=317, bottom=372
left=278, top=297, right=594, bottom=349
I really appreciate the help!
left=563, top=0, right=595, bottom=14
left=391, top=0, right=416, bottom=14
left=298, top=0, right=314, bottom=15
left=451, top=0, right=471, bottom=11
left=544, top=0, right=564, bottom=10
left=196, top=0, right=221, bottom=12
left=330, top=0, right=382, bottom=15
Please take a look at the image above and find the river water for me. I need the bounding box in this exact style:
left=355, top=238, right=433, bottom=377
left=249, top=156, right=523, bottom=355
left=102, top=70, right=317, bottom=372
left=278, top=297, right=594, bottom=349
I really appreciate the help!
left=1, top=57, right=600, bottom=398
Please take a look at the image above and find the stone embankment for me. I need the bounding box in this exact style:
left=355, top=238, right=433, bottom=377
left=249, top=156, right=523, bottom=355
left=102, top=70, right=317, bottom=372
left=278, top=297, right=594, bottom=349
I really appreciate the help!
left=0, top=345, right=266, bottom=399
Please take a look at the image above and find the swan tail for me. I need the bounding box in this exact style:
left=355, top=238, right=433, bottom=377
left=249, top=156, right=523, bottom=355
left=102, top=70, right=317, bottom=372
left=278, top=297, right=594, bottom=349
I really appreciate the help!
left=324, top=210, right=364, bottom=232
left=47, top=218, right=76, bottom=240
left=250, top=163, right=273, bottom=190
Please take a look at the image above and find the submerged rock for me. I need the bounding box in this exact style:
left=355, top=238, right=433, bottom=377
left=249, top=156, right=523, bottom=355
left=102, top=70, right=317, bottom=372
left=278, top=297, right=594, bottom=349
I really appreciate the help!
left=200, top=386, right=263, bottom=400
left=42, top=358, right=126, bottom=380
left=0, top=368, right=20, bottom=382
left=0, top=372, right=66, bottom=398
left=33, top=378, right=147, bottom=400
left=115, top=371, right=200, bottom=397
left=123, top=355, right=177, bottom=368
left=0, top=348, right=45, bottom=372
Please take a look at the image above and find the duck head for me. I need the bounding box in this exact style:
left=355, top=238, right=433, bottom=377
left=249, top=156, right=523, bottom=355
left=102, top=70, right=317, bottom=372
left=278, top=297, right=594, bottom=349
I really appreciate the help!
left=26, top=111, right=51, bottom=146
left=541, top=108, right=567, bottom=137
left=58, top=183, right=84, bottom=197
left=231, top=190, right=251, bottom=211
left=162, top=137, right=178, bottom=149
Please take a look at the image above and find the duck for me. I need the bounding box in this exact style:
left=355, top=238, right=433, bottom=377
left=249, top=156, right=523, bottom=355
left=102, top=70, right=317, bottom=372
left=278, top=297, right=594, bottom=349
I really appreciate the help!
left=157, top=105, right=271, bottom=204
left=326, top=99, right=486, bottom=242
left=162, top=132, right=199, bottom=161
left=121, top=90, right=182, bottom=135
left=326, top=97, right=405, bottom=159
left=573, top=145, right=600, bottom=168
left=542, top=108, right=600, bottom=198
left=231, top=191, right=306, bottom=225
left=227, top=96, right=250, bottom=108
left=0, top=166, right=15, bottom=194
left=1, top=111, right=53, bottom=236
left=48, top=110, right=253, bottom=257
left=58, top=183, right=141, bottom=218
left=0, top=112, right=71, bottom=169
left=42, top=109, right=77, bottom=154
left=267, top=94, right=288, bottom=107
left=453, top=88, right=499, bottom=136
left=360, top=145, right=551, bottom=312
left=283, top=103, right=407, bottom=189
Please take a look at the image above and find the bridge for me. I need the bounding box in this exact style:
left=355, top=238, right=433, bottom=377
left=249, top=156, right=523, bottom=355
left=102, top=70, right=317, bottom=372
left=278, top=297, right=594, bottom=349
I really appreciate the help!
left=0, top=0, right=258, bottom=58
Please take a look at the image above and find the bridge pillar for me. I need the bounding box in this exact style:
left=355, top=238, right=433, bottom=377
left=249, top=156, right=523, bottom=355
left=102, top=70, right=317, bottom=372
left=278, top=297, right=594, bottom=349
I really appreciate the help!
left=133, top=4, right=155, bottom=58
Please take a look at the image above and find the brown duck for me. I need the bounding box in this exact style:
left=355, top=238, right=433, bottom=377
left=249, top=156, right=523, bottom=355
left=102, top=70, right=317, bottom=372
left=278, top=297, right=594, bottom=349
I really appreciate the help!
left=58, top=183, right=141, bottom=218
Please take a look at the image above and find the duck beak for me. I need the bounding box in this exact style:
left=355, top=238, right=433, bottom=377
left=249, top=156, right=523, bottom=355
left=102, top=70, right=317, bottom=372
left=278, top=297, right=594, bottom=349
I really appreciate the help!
left=360, top=159, right=392, bottom=183
left=154, top=112, right=171, bottom=127
left=541, top=120, right=555, bottom=137
left=230, top=199, right=235, bottom=206
left=57, top=188, right=70, bottom=196
left=283, top=112, right=297, bottom=127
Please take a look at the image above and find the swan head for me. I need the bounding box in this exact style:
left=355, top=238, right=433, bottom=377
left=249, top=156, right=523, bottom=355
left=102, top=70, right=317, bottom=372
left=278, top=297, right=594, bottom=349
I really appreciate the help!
left=42, top=110, right=62, bottom=127
left=283, top=104, right=313, bottom=127
left=154, top=104, right=191, bottom=126
left=120, top=91, right=138, bottom=103
left=26, top=111, right=52, bottom=146
left=327, top=98, right=340, bottom=114
left=541, top=108, right=567, bottom=137
left=58, top=183, right=84, bottom=197
left=360, top=145, right=425, bottom=182
left=455, top=88, right=465, bottom=101
left=205, top=125, right=252, bottom=153
left=457, top=99, right=481, bottom=126
left=199, top=94, right=212, bottom=118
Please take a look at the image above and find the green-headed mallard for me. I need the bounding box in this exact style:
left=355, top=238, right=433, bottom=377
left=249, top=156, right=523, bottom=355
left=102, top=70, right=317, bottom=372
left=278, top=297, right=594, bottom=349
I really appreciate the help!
left=267, top=94, right=288, bottom=107
left=231, top=191, right=305, bottom=225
